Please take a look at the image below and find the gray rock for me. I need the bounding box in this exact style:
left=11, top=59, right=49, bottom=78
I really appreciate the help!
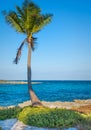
left=0, top=118, right=17, bottom=130
left=12, top=120, right=59, bottom=130
left=63, top=128, right=78, bottom=130
left=0, top=118, right=78, bottom=130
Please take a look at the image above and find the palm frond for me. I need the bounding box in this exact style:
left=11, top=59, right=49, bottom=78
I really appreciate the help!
left=22, top=0, right=41, bottom=13
left=23, top=1, right=41, bottom=35
left=3, top=0, right=53, bottom=36
left=15, top=6, right=26, bottom=33
left=16, top=6, right=25, bottom=19
left=14, top=38, right=26, bottom=64
left=4, top=11, right=25, bottom=33
left=42, top=14, right=53, bottom=25
left=32, top=14, right=53, bottom=33
left=38, top=14, right=53, bottom=30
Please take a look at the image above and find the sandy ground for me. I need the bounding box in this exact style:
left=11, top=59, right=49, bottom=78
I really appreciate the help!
left=17, top=99, right=91, bottom=112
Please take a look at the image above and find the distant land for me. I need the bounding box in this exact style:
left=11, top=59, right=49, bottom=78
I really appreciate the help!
left=0, top=80, right=41, bottom=84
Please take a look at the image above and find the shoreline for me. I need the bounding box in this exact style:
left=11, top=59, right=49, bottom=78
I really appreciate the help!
left=0, top=99, right=91, bottom=110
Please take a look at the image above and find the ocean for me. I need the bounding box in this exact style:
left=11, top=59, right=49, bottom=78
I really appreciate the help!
left=0, top=80, right=91, bottom=106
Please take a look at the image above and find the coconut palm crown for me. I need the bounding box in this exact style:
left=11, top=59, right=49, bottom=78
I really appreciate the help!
left=3, top=0, right=52, bottom=106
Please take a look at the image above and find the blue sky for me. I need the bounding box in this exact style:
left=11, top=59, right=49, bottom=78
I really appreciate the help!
left=0, top=0, right=91, bottom=80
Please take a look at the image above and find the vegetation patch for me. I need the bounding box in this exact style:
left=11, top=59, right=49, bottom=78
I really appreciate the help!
left=0, top=106, right=91, bottom=129
left=0, top=107, right=22, bottom=120
left=18, top=106, right=91, bottom=128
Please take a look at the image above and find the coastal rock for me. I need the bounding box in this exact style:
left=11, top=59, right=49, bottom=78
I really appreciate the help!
left=18, top=101, right=32, bottom=108
left=0, top=99, right=91, bottom=110
left=0, top=119, right=78, bottom=130
left=0, top=107, right=4, bottom=110
left=74, top=99, right=91, bottom=104
left=12, top=120, right=59, bottom=130
left=41, top=99, right=91, bottom=109
left=0, top=118, right=17, bottom=130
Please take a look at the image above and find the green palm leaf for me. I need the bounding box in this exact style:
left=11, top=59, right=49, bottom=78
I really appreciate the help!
left=4, top=11, right=25, bottom=33
left=3, top=0, right=52, bottom=35
left=32, top=14, right=53, bottom=33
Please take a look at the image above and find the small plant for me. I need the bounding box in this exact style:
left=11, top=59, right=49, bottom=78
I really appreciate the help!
left=0, top=107, right=22, bottom=120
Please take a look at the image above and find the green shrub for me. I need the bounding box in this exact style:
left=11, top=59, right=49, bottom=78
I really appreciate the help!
left=0, top=127, right=2, bottom=130
left=0, top=106, right=90, bottom=129
left=18, top=107, right=86, bottom=128
left=0, top=107, right=22, bottom=120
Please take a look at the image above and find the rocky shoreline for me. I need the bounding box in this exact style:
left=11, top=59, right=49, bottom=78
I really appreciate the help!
left=0, top=99, right=91, bottom=111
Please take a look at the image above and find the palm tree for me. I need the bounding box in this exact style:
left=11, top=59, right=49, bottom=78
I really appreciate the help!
left=3, top=0, right=52, bottom=106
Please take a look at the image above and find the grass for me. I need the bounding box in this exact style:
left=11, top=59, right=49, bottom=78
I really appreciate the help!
left=0, top=107, right=22, bottom=120
left=0, top=106, right=91, bottom=129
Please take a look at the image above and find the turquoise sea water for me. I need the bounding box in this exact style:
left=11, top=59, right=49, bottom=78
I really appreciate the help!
left=0, top=81, right=91, bottom=106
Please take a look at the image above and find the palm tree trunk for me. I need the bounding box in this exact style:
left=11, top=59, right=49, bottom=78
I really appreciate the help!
left=27, top=42, right=43, bottom=106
